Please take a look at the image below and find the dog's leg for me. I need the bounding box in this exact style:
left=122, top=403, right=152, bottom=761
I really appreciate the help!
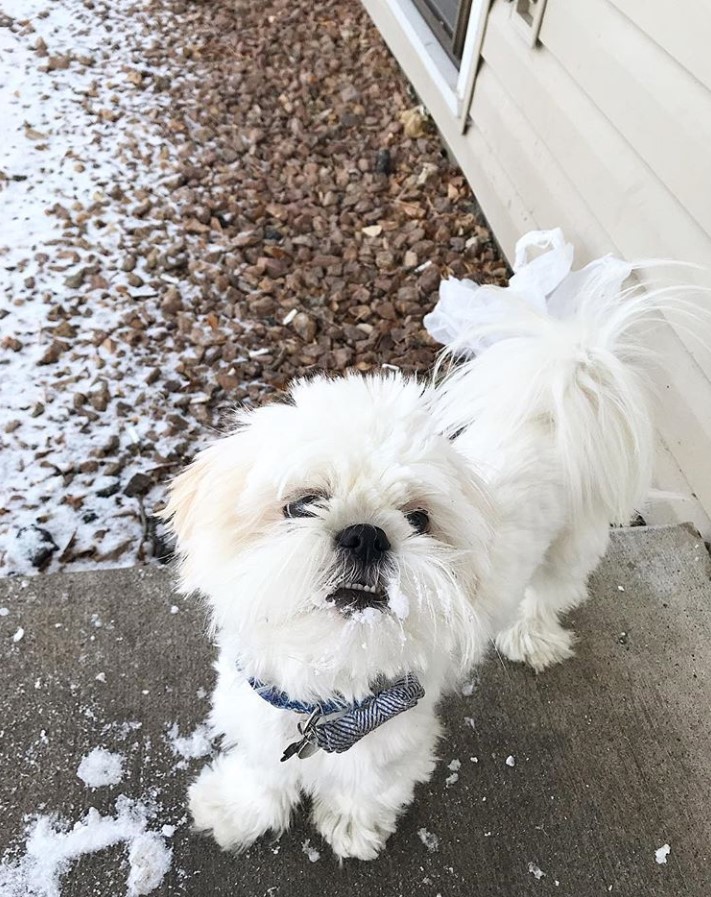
left=189, top=748, right=300, bottom=851
left=495, top=519, right=610, bottom=672
left=308, top=712, right=441, bottom=861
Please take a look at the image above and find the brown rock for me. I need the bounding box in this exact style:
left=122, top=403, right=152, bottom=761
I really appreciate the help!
left=291, top=312, right=317, bottom=342
left=38, top=340, right=69, bottom=365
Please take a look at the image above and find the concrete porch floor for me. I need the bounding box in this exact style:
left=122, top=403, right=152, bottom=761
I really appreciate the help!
left=1, top=524, right=710, bottom=896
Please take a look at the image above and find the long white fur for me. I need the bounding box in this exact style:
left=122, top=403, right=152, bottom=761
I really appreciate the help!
left=161, top=276, right=665, bottom=861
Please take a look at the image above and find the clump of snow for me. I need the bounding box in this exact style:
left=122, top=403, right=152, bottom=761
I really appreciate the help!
left=446, top=759, right=461, bottom=786
left=126, top=832, right=173, bottom=895
left=505, top=755, right=516, bottom=767
left=388, top=589, right=409, bottom=620
left=0, top=797, right=171, bottom=897
left=12, top=628, right=24, bottom=643
left=167, top=723, right=212, bottom=760
left=461, top=680, right=475, bottom=697
left=0, top=608, right=9, bottom=616
left=77, top=747, right=124, bottom=788
left=301, top=840, right=320, bottom=863
left=169, top=606, right=179, bottom=615
left=349, top=607, right=382, bottom=625
left=528, top=862, right=546, bottom=880
left=418, top=828, right=440, bottom=852
left=655, top=843, right=671, bottom=865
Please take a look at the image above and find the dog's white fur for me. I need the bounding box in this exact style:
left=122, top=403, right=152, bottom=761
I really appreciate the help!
left=162, top=280, right=659, bottom=860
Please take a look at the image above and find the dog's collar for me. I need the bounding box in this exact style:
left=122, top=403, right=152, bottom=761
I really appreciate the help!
left=246, top=674, right=425, bottom=760
left=247, top=678, right=352, bottom=717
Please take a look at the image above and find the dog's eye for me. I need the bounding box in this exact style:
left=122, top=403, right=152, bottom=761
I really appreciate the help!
left=283, top=494, right=322, bottom=519
left=405, top=509, right=430, bottom=534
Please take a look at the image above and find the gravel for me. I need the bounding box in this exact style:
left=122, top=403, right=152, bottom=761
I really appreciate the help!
left=0, top=0, right=508, bottom=575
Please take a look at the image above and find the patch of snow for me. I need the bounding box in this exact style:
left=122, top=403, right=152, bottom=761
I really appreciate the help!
left=418, top=828, right=440, bottom=853
left=126, top=832, right=173, bottom=895
left=461, top=681, right=475, bottom=697
left=12, top=628, right=25, bottom=643
left=0, top=796, right=170, bottom=897
left=301, top=840, right=320, bottom=863
left=349, top=607, right=382, bottom=625
left=166, top=723, right=212, bottom=760
left=388, top=589, right=409, bottom=620
left=447, top=759, right=461, bottom=772
left=528, top=862, right=545, bottom=880
left=0, top=608, right=9, bottom=616
left=655, top=843, right=671, bottom=865
left=169, top=606, right=179, bottom=615
left=505, top=755, right=516, bottom=767
left=445, top=773, right=459, bottom=787
left=77, top=747, right=124, bottom=788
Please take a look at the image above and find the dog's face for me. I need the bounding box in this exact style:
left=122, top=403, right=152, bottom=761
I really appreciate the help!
left=163, top=374, right=494, bottom=698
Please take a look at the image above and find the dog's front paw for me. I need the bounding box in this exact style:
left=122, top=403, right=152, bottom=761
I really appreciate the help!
left=495, top=617, right=575, bottom=672
left=189, top=754, right=297, bottom=852
left=311, top=798, right=395, bottom=861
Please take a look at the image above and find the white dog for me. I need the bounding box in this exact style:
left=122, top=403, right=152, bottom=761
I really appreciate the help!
left=161, top=273, right=661, bottom=860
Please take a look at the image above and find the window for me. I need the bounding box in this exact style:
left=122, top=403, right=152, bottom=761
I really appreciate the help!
left=411, top=0, right=474, bottom=64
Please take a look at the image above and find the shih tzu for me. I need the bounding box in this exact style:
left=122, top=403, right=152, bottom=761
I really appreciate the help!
left=161, top=271, right=663, bottom=861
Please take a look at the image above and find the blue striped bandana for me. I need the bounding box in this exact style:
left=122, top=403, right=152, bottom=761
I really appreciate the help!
left=247, top=674, right=425, bottom=760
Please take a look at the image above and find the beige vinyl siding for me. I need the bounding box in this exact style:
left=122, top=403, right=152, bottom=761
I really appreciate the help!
left=607, top=0, right=711, bottom=92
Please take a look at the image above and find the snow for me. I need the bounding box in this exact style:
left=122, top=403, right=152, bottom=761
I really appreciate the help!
left=446, top=759, right=461, bottom=785
left=301, top=840, right=320, bottom=863
left=11, top=628, right=24, bottom=643
left=166, top=723, right=212, bottom=760
left=418, top=828, right=440, bottom=852
left=0, top=608, right=9, bottom=616
left=349, top=607, right=382, bottom=625
left=505, top=755, right=516, bottom=767
left=0, top=797, right=171, bottom=897
left=126, top=832, right=173, bottom=895
left=528, top=862, right=546, bottom=880
left=0, top=0, right=210, bottom=576
left=655, top=843, right=671, bottom=865
left=77, top=747, right=124, bottom=788
left=388, top=589, right=410, bottom=620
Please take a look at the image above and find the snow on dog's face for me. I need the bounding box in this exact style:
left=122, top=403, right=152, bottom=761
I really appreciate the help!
left=162, top=373, right=493, bottom=699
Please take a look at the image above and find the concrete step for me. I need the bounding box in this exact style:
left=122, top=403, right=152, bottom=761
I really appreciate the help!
left=1, top=524, right=709, bottom=896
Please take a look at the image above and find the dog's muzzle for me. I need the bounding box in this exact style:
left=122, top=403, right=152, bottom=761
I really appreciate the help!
left=328, top=523, right=391, bottom=612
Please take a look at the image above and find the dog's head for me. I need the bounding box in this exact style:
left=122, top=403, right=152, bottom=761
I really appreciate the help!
left=161, top=373, right=494, bottom=699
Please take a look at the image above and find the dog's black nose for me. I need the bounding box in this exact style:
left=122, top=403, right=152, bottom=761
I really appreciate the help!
left=336, top=524, right=391, bottom=565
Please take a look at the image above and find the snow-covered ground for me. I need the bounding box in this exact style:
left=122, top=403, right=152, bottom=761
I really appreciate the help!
left=0, top=0, right=211, bottom=575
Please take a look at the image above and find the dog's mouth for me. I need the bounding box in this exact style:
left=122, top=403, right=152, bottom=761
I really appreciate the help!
left=326, top=581, right=388, bottom=614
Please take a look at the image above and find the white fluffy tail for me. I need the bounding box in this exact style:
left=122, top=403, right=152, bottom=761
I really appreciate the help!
left=433, top=278, right=668, bottom=525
